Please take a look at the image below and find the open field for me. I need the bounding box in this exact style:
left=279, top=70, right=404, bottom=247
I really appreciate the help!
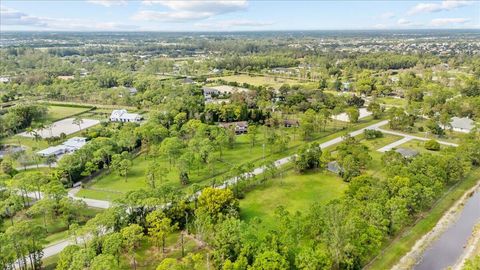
left=45, top=105, right=92, bottom=122
left=240, top=169, right=347, bottom=230
left=212, top=74, right=302, bottom=89
left=19, top=118, right=100, bottom=138
left=332, top=107, right=373, bottom=122
left=376, top=97, right=407, bottom=108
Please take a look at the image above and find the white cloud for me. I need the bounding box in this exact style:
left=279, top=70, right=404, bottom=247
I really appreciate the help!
left=1, top=6, right=48, bottom=27
left=194, top=19, right=273, bottom=30
left=408, top=0, right=473, bottom=15
left=396, top=18, right=425, bottom=27
left=132, top=10, right=217, bottom=22
left=134, top=0, right=248, bottom=22
left=379, top=12, right=395, bottom=20
left=397, top=18, right=413, bottom=25
left=86, top=0, right=127, bottom=7
left=1, top=6, right=138, bottom=30
left=430, top=17, right=470, bottom=26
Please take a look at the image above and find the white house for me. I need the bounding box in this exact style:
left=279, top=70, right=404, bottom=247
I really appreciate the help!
left=110, top=109, right=143, bottom=123
left=443, top=117, right=476, bottom=133
left=37, top=137, right=88, bottom=157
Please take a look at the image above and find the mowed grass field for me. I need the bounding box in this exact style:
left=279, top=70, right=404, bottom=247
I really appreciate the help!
left=45, top=105, right=92, bottom=122
left=240, top=169, right=347, bottom=230
left=213, top=74, right=302, bottom=89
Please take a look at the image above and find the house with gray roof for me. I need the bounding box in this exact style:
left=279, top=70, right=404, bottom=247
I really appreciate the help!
left=327, top=161, right=343, bottom=175
left=395, top=148, right=419, bottom=159
left=443, top=117, right=476, bottom=133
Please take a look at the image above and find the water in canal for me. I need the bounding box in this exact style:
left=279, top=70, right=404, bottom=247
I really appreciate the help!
left=414, top=187, right=480, bottom=270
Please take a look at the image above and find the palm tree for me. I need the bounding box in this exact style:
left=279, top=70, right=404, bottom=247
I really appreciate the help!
left=72, top=117, right=83, bottom=131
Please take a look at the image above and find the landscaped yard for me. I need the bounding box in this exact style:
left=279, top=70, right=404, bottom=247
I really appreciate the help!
left=240, top=169, right=347, bottom=231
left=396, top=139, right=450, bottom=155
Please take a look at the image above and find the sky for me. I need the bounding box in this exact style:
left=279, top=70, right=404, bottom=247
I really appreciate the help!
left=1, top=0, right=479, bottom=31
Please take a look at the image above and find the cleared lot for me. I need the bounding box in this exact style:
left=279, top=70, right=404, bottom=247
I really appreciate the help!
left=332, top=107, right=372, bottom=122
left=20, top=118, right=100, bottom=138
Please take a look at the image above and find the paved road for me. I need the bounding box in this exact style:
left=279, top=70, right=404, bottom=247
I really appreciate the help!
left=15, top=163, right=57, bottom=171
left=378, top=137, right=413, bottom=152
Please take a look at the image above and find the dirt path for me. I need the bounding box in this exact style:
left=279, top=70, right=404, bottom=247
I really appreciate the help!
left=392, top=181, right=480, bottom=270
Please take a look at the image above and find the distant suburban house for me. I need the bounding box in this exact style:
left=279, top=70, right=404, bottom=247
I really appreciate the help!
left=442, top=117, right=475, bottom=133
left=283, top=119, right=299, bottom=128
left=37, top=137, right=87, bottom=157
left=182, top=77, right=195, bottom=84
left=0, top=76, right=10, bottom=83
left=327, top=161, right=343, bottom=174
left=395, top=148, right=419, bottom=159
left=218, top=121, right=249, bottom=134
left=127, top=87, right=138, bottom=95
left=202, top=87, right=220, bottom=96
left=57, top=75, right=74, bottom=80
left=110, top=109, right=143, bottom=123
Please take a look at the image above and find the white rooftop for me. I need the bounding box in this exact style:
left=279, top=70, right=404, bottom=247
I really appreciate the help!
left=110, top=109, right=142, bottom=121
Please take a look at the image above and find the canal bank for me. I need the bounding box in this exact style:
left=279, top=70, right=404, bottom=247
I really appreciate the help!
left=393, top=180, right=480, bottom=270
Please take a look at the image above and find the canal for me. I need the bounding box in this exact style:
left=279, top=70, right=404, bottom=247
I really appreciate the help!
left=414, top=187, right=480, bottom=270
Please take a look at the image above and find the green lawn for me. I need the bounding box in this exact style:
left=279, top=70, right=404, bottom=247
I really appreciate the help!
left=78, top=118, right=380, bottom=201
left=213, top=74, right=302, bottom=89
left=367, top=168, right=480, bottom=270
left=240, top=169, right=347, bottom=230
left=397, top=139, right=450, bottom=155
left=45, top=105, right=92, bottom=122
left=376, top=97, right=407, bottom=108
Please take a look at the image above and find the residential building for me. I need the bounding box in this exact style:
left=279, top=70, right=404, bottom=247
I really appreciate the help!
left=37, top=137, right=87, bottom=157
left=395, top=148, right=419, bottom=159
left=218, top=121, right=249, bottom=134
left=110, top=109, right=143, bottom=123
left=443, top=117, right=475, bottom=133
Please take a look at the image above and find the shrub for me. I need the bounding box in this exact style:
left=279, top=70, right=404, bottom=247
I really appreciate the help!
left=364, top=129, right=383, bottom=140
left=425, top=139, right=440, bottom=151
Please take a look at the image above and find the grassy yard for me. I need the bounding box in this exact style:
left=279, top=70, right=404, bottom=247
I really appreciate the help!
left=77, top=118, right=380, bottom=201
left=367, top=168, right=480, bottom=270
left=212, top=74, right=302, bottom=89
left=45, top=105, right=92, bottom=122
left=397, top=139, right=451, bottom=155
left=240, top=169, right=347, bottom=231
left=376, top=97, right=407, bottom=108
